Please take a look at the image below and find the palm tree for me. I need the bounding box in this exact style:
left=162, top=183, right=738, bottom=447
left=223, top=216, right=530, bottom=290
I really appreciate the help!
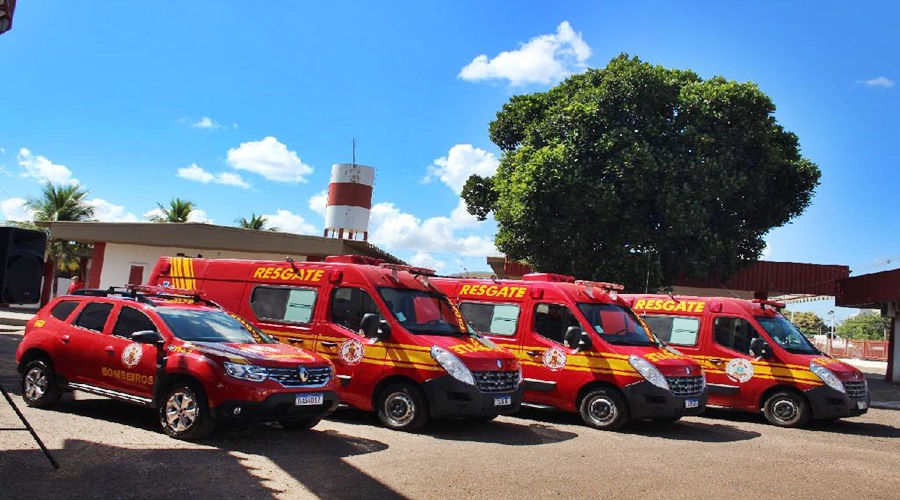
left=26, top=182, right=95, bottom=295
left=149, top=198, right=195, bottom=223
left=235, top=213, right=278, bottom=231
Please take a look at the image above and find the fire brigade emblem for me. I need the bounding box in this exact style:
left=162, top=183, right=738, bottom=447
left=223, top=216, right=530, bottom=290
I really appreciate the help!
left=725, top=358, right=754, bottom=383
left=339, top=339, right=365, bottom=366
left=122, top=343, right=143, bottom=368
left=542, top=347, right=567, bottom=372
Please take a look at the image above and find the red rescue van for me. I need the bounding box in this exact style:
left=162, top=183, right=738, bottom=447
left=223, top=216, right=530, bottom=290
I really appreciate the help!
left=625, top=294, right=870, bottom=427
left=432, top=274, right=707, bottom=430
left=148, top=256, right=524, bottom=431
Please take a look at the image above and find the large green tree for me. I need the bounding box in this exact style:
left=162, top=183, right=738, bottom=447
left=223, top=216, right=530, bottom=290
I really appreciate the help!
left=836, top=311, right=889, bottom=340
left=150, top=198, right=196, bottom=223
left=26, top=182, right=95, bottom=291
left=463, top=54, right=821, bottom=291
left=788, top=311, right=826, bottom=337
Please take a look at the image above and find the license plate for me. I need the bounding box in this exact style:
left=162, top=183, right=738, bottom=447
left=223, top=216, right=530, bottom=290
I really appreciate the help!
left=857, top=401, right=868, bottom=410
left=494, top=395, right=512, bottom=406
left=296, top=393, right=324, bottom=406
left=685, top=398, right=699, bottom=409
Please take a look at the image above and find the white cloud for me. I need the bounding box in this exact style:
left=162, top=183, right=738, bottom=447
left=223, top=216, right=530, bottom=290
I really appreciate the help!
left=1, top=197, right=33, bottom=221
left=185, top=116, right=237, bottom=130
left=424, top=144, right=500, bottom=194
left=262, top=209, right=316, bottom=235
left=226, top=136, right=313, bottom=183
left=87, top=198, right=139, bottom=222
left=308, top=189, right=328, bottom=216
left=459, top=21, right=591, bottom=86
left=369, top=202, right=497, bottom=257
left=409, top=253, right=446, bottom=273
left=17, top=148, right=78, bottom=185
left=177, top=163, right=250, bottom=188
left=863, top=76, right=895, bottom=88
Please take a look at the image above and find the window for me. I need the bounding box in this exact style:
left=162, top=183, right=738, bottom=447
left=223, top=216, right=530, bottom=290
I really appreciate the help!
left=642, top=315, right=700, bottom=346
left=112, top=306, right=157, bottom=339
left=330, top=287, right=380, bottom=331
left=460, top=302, right=520, bottom=336
left=50, top=300, right=79, bottom=321
left=250, top=286, right=317, bottom=324
left=532, top=303, right=580, bottom=345
left=713, top=316, right=759, bottom=355
left=74, top=303, right=114, bottom=332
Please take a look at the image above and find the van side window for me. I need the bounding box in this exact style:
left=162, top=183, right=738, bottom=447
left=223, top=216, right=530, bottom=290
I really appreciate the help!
left=112, top=306, right=157, bottom=339
left=74, top=302, right=114, bottom=332
left=331, top=287, right=379, bottom=331
left=713, top=316, right=759, bottom=355
left=642, top=315, right=700, bottom=346
left=50, top=300, right=79, bottom=321
left=533, top=303, right=580, bottom=345
left=459, top=302, right=520, bottom=336
left=251, top=286, right=317, bottom=324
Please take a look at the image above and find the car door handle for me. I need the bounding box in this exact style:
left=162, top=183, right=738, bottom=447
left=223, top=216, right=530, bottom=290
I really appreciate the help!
left=60, top=335, right=70, bottom=344
left=709, top=358, right=724, bottom=365
left=526, top=350, right=543, bottom=357
left=104, top=346, right=115, bottom=355
left=321, top=341, right=337, bottom=348
left=287, top=338, right=304, bottom=345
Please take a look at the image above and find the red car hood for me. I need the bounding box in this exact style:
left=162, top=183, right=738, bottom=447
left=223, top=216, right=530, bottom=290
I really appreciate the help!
left=180, top=341, right=327, bottom=367
left=609, top=344, right=703, bottom=377
left=803, top=355, right=866, bottom=382
left=421, top=335, right=520, bottom=372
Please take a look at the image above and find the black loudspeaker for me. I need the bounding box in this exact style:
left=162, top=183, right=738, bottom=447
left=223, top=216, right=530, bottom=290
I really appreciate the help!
left=0, top=227, right=47, bottom=304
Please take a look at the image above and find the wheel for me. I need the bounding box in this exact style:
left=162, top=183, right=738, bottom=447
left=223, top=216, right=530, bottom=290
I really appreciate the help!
left=763, top=390, right=810, bottom=428
left=159, top=382, right=216, bottom=440
left=280, top=418, right=321, bottom=431
left=376, top=382, right=429, bottom=431
left=579, top=387, right=630, bottom=431
left=21, top=359, right=62, bottom=409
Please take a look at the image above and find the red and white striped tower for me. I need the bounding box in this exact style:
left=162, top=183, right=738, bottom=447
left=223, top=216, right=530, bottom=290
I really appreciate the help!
left=323, top=163, right=375, bottom=241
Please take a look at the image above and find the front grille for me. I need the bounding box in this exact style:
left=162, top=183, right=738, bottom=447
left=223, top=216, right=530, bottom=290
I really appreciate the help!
left=473, top=370, right=519, bottom=393
left=844, top=380, right=868, bottom=399
left=666, top=375, right=704, bottom=396
left=268, top=365, right=332, bottom=387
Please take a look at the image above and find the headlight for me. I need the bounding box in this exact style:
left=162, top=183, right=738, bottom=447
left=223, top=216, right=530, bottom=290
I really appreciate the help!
left=430, top=346, right=475, bottom=385
left=223, top=361, right=268, bottom=382
left=810, top=362, right=845, bottom=393
left=510, top=358, right=523, bottom=385
left=628, top=354, right=669, bottom=390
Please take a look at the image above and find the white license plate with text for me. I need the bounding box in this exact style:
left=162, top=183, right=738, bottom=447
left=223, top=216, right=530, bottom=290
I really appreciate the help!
left=494, top=395, right=512, bottom=406
left=857, top=401, right=868, bottom=410
left=685, top=398, right=700, bottom=409
left=296, top=393, right=324, bottom=406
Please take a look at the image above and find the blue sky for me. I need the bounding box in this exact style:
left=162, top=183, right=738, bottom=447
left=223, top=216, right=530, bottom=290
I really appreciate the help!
left=1, top=2, right=897, bottom=322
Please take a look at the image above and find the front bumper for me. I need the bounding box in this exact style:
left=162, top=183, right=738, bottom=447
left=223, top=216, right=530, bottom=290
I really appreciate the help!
left=805, top=385, right=870, bottom=420
left=213, top=390, right=340, bottom=422
left=422, top=374, right=524, bottom=419
left=621, top=380, right=708, bottom=420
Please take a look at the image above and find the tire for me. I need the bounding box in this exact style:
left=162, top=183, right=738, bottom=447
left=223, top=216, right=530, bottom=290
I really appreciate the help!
left=376, top=382, right=429, bottom=431
left=579, top=387, right=630, bottom=431
left=21, top=359, right=62, bottom=409
left=280, top=418, right=321, bottom=431
left=159, top=382, right=216, bottom=440
left=763, top=390, right=810, bottom=428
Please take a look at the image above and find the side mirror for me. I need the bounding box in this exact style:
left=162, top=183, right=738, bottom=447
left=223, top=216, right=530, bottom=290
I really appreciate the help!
left=750, top=337, right=773, bottom=359
left=360, top=313, right=380, bottom=339
left=564, top=326, right=591, bottom=352
left=132, top=330, right=164, bottom=346
left=378, top=319, right=392, bottom=340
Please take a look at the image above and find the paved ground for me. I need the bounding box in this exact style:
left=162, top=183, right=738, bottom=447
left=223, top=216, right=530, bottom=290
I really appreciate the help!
left=2, top=331, right=900, bottom=499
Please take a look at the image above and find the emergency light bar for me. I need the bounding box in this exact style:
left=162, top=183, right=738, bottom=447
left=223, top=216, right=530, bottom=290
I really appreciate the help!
left=752, top=298, right=785, bottom=311
left=575, top=280, right=625, bottom=300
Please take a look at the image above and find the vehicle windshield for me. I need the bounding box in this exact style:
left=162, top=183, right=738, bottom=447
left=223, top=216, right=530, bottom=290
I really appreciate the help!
left=158, top=308, right=275, bottom=344
left=378, top=288, right=467, bottom=336
left=755, top=315, right=819, bottom=355
left=577, top=303, right=657, bottom=346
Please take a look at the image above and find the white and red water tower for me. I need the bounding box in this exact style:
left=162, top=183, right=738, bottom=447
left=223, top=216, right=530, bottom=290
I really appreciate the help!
left=323, top=163, right=375, bottom=241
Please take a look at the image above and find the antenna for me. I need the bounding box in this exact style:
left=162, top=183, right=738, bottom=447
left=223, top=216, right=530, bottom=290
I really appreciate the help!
left=352, top=138, right=357, bottom=166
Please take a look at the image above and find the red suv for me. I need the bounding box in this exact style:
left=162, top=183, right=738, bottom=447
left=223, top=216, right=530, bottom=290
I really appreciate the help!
left=15, top=286, right=339, bottom=439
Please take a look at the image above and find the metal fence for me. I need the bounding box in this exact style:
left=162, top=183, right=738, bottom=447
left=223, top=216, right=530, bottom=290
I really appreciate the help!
left=811, top=338, right=889, bottom=362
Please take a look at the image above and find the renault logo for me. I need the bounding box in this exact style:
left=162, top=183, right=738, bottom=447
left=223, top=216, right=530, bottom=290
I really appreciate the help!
left=497, top=360, right=503, bottom=369
left=685, top=366, right=692, bottom=375
left=298, top=367, right=310, bottom=383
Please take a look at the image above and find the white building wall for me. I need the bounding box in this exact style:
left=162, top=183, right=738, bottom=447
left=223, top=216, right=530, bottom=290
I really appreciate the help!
left=98, top=243, right=308, bottom=289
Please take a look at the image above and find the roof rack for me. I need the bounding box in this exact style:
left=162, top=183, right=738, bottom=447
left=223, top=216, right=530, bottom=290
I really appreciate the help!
left=71, top=285, right=220, bottom=308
